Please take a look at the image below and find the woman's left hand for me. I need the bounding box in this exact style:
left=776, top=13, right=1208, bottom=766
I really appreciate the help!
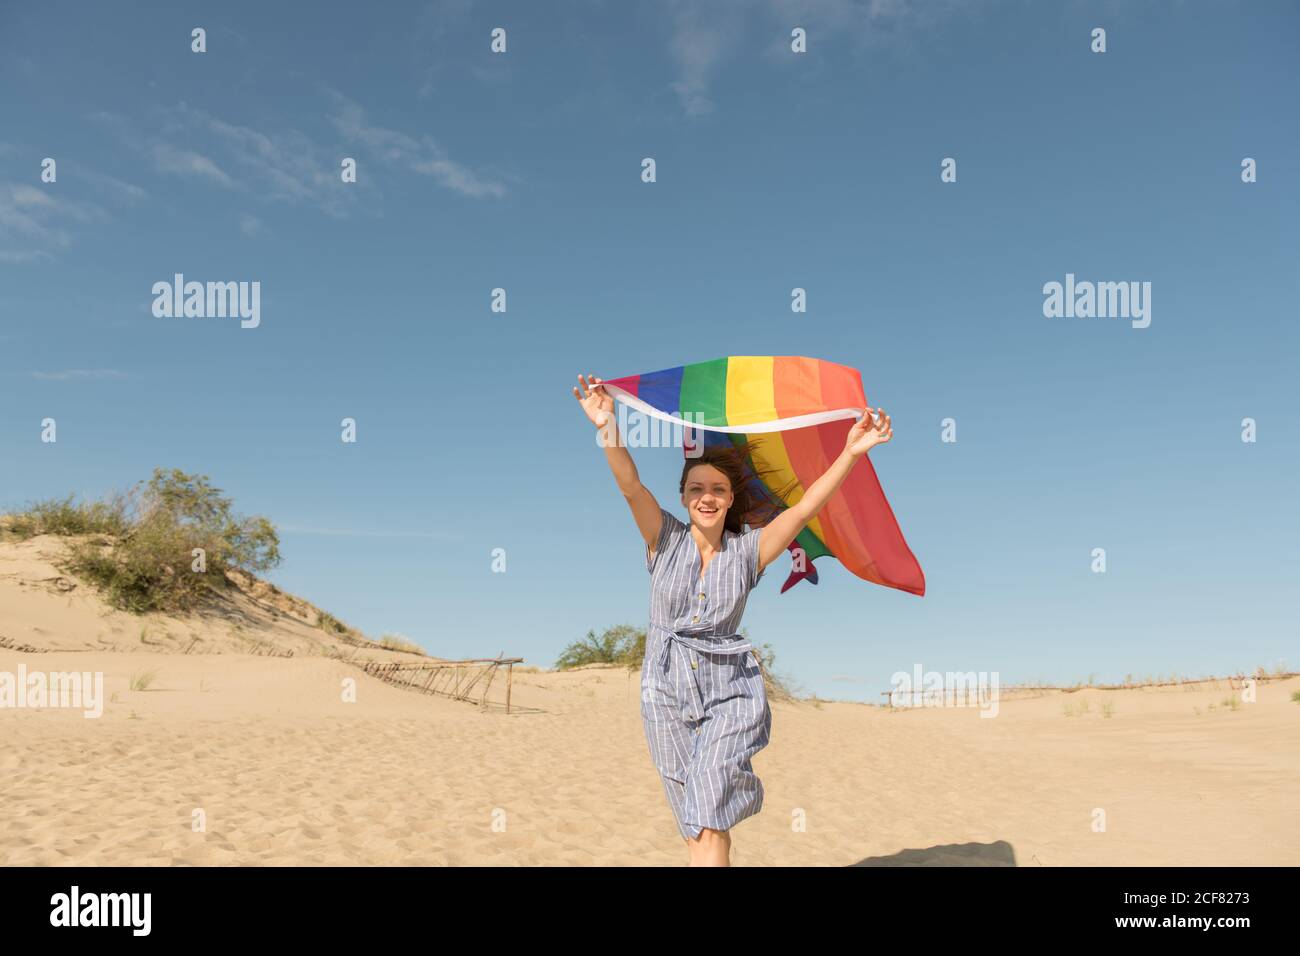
left=845, top=407, right=892, bottom=457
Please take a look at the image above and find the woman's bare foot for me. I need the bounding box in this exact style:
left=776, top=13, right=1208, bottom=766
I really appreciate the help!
left=685, top=827, right=731, bottom=866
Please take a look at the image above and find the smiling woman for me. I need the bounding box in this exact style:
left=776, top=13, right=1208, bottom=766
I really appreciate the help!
left=640, top=442, right=776, bottom=855
left=572, top=368, right=895, bottom=866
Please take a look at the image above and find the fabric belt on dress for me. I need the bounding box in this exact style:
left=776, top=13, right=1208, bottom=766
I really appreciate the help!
left=649, top=623, right=754, bottom=723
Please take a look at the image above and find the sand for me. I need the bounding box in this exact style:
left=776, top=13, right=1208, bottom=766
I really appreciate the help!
left=2, top=650, right=1296, bottom=866
left=2, top=532, right=1297, bottom=866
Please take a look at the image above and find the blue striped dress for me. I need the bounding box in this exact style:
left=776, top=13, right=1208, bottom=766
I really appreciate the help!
left=641, top=506, right=773, bottom=841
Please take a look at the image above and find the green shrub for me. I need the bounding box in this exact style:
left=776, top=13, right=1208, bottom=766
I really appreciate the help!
left=556, top=624, right=644, bottom=669
left=11, top=468, right=281, bottom=614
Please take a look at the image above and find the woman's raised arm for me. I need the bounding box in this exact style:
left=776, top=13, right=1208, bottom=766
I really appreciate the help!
left=573, top=373, right=663, bottom=550
left=755, top=408, right=894, bottom=571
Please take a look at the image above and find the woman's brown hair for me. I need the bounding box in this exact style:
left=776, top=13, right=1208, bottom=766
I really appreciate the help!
left=678, top=437, right=796, bottom=535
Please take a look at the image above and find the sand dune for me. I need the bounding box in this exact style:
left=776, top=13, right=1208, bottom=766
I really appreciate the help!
left=1, top=534, right=1296, bottom=866
left=0, top=531, right=418, bottom=660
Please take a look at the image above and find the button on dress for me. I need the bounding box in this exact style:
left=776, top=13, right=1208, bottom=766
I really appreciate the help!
left=641, top=506, right=773, bottom=841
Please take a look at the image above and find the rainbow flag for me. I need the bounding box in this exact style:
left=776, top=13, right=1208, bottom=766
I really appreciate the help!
left=600, top=356, right=925, bottom=597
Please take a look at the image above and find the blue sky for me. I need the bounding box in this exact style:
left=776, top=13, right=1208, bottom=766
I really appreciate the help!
left=2, top=1, right=1296, bottom=700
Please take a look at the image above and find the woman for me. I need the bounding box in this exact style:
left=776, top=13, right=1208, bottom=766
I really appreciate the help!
left=572, top=372, right=893, bottom=866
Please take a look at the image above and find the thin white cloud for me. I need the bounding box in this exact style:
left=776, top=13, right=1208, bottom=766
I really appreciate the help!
left=90, top=95, right=505, bottom=217
left=239, top=213, right=262, bottom=235
left=8, top=185, right=98, bottom=220
left=329, top=93, right=507, bottom=199
left=94, top=105, right=360, bottom=217
left=666, top=0, right=968, bottom=116
left=410, top=156, right=506, bottom=199
left=151, top=143, right=235, bottom=187
left=414, top=0, right=487, bottom=98
left=667, top=3, right=739, bottom=116
left=0, top=183, right=104, bottom=262
left=81, top=169, right=147, bottom=203
left=31, top=369, right=128, bottom=381
left=205, top=114, right=341, bottom=204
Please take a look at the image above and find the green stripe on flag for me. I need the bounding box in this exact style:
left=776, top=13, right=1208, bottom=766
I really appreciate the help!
left=679, top=357, right=730, bottom=427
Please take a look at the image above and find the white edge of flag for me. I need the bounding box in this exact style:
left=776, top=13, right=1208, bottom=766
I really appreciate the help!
left=600, top=383, right=866, bottom=435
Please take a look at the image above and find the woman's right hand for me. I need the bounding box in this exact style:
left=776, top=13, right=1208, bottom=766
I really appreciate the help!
left=573, top=373, right=614, bottom=429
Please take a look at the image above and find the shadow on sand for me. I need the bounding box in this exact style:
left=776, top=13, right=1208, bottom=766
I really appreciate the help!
left=849, top=840, right=1018, bottom=866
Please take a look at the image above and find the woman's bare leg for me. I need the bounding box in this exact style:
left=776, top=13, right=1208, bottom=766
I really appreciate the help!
left=685, top=827, right=731, bottom=866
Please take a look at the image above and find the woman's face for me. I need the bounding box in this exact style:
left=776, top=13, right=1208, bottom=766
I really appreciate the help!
left=681, top=464, right=733, bottom=532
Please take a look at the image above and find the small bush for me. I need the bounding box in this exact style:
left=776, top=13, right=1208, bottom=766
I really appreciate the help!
left=13, top=468, right=282, bottom=614
left=556, top=624, right=644, bottom=669
left=129, top=669, right=158, bottom=691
